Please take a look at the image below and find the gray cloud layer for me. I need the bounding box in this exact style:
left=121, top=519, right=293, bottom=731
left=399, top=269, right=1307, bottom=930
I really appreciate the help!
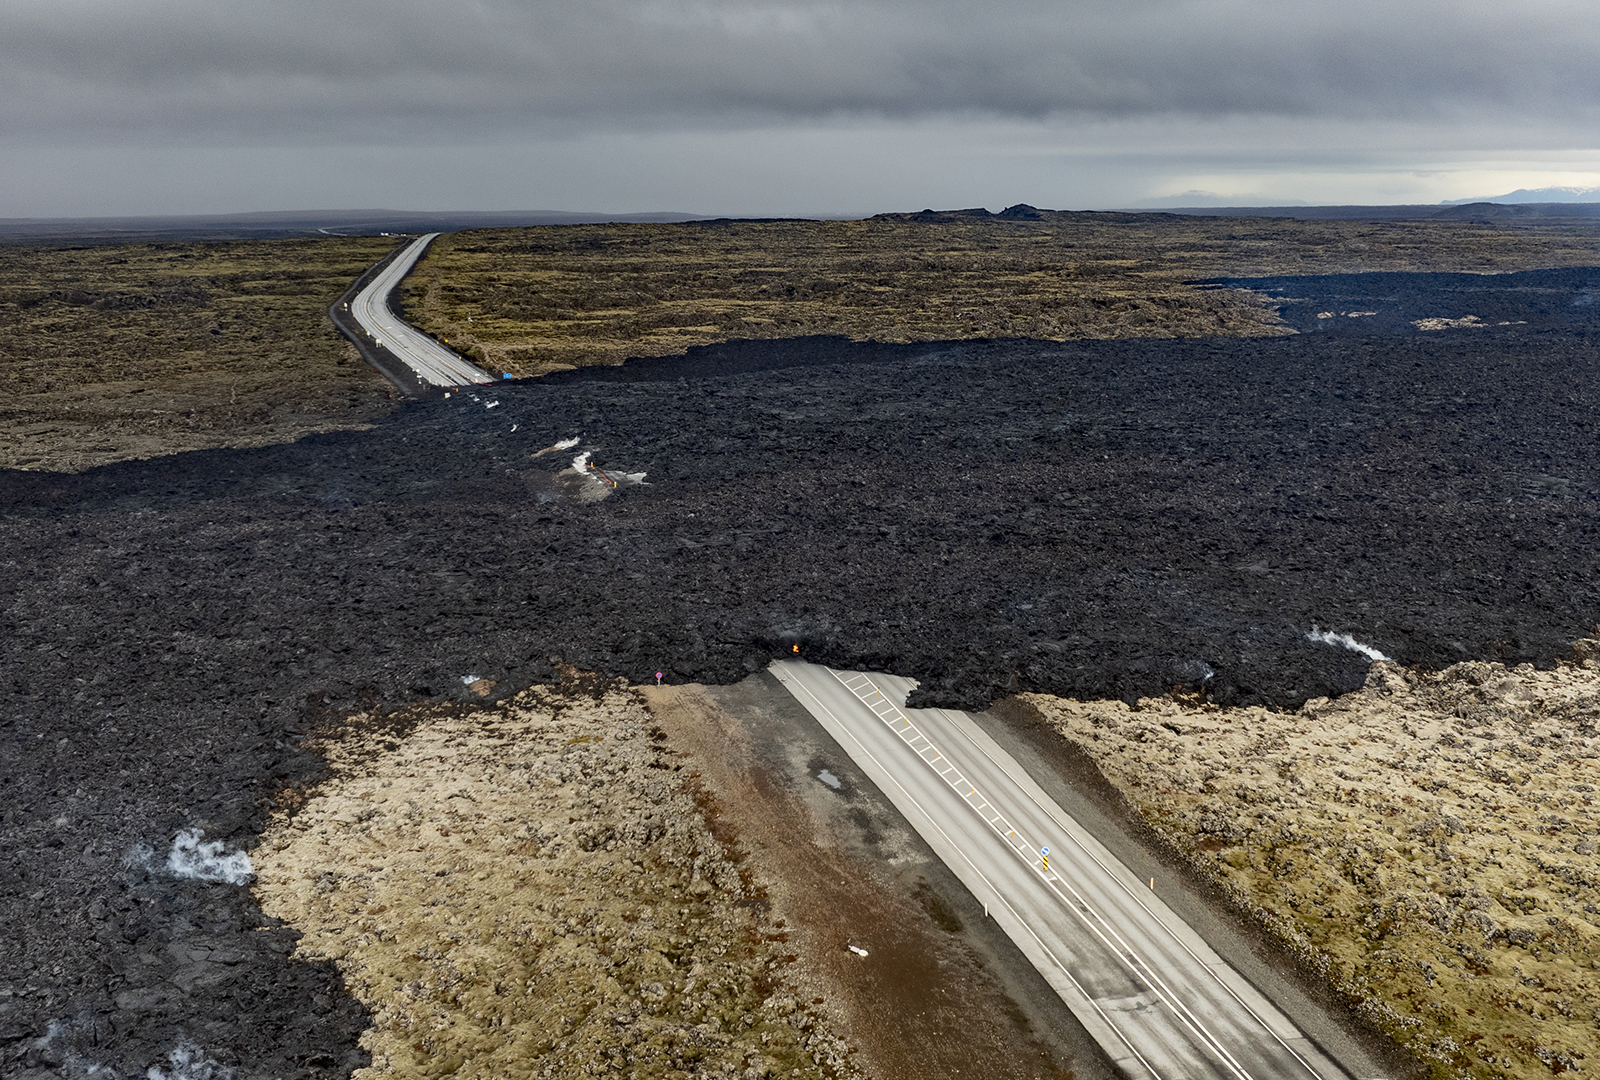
left=4, top=0, right=1598, bottom=143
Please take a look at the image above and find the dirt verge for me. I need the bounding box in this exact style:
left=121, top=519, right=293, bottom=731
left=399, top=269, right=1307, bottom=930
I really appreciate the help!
left=643, top=674, right=1098, bottom=1080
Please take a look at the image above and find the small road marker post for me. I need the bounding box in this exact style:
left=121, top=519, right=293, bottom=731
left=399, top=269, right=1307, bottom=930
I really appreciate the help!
left=1042, top=846, right=1049, bottom=872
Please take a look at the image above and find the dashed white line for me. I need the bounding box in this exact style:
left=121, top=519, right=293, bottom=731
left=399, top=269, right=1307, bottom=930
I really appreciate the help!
left=840, top=670, right=1261, bottom=1078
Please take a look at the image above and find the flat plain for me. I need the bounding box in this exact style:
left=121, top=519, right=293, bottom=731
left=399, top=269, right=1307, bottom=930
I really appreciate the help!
left=0, top=236, right=396, bottom=471
left=403, top=210, right=1600, bottom=375
left=13, top=212, right=1600, bottom=473
left=4, top=213, right=1600, bottom=1080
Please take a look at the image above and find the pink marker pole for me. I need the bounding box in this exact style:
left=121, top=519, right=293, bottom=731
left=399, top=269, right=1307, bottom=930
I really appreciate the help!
left=655, top=671, right=664, bottom=686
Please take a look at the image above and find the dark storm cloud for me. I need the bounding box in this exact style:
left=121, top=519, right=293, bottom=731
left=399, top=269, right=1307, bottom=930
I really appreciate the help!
left=3, top=0, right=1597, bottom=142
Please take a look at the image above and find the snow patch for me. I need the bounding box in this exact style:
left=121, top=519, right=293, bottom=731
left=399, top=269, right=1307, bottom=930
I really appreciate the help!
left=166, top=829, right=253, bottom=885
left=1307, top=627, right=1391, bottom=662
left=461, top=673, right=481, bottom=685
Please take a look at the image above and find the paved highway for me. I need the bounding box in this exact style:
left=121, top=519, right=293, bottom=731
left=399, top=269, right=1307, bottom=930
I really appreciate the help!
left=343, top=233, right=494, bottom=387
left=772, top=660, right=1360, bottom=1080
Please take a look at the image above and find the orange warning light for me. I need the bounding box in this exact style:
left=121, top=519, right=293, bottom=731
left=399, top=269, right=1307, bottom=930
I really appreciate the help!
left=792, top=644, right=800, bottom=653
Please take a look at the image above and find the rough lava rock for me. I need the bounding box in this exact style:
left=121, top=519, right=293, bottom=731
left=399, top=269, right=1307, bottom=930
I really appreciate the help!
left=3, top=271, right=1599, bottom=1075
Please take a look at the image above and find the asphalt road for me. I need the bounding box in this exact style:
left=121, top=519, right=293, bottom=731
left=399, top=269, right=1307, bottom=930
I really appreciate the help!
left=772, top=660, right=1363, bottom=1080
left=344, top=232, right=494, bottom=387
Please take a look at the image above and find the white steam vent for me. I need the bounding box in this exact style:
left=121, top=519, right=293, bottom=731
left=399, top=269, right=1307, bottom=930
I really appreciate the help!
left=531, top=436, right=581, bottom=458
left=1306, top=627, right=1392, bottom=663
left=166, top=829, right=254, bottom=885
left=145, top=1040, right=234, bottom=1080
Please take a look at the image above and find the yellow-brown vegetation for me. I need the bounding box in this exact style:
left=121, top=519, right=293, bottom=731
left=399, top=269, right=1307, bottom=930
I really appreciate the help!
left=253, top=683, right=856, bottom=1080
left=0, top=237, right=397, bottom=471
left=12, top=215, right=1600, bottom=470
left=404, top=214, right=1600, bottom=376
left=1023, top=641, right=1600, bottom=1080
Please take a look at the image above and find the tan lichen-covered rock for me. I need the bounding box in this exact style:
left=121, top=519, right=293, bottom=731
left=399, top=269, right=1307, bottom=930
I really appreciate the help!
left=1023, top=642, right=1600, bottom=1080
left=253, top=684, right=858, bottom=1080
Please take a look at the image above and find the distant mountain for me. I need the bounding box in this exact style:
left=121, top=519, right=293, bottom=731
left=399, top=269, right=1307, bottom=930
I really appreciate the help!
left=1109, top=201, right=1600, bottom=223
left=1430, top=201, right=1600, bottom=222
left=1109, top=204, right=1444, bottom=221
left=1441, top=186, right=1600, bottom=205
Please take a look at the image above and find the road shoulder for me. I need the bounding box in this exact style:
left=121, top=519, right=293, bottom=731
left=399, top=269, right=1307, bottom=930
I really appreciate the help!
left=982, top=696, right=1419, bottom=1080
left=643, top=672, right=1105, bottom=1080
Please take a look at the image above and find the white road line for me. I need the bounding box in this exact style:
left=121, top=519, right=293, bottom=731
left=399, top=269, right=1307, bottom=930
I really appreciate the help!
left=831, top=669, right=1258, bottom=1080
left=348, top=234, right=494, bottom=388
left=773, top=659, right=1356, bottom=1080
left=915, top=696, right=1333, bottom=1079
left=772, top=664, right=1166, bottom=1080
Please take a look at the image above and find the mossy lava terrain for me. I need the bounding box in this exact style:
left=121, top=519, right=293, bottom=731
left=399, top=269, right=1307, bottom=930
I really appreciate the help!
left=11, top=211, right=1600, bottom=470
left=4, top=224, right=1600, bottom=1079
left=0, top=236, right=398, bottom=472
left=1024, top=642, right=1600, bottom=1080
left=402, top=210, right=1600, bottom=376
left=255, top=680, right=857, bottom=1080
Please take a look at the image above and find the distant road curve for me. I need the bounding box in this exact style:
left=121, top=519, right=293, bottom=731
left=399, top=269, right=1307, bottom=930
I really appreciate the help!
left=331, top=233, right=494, bottom=392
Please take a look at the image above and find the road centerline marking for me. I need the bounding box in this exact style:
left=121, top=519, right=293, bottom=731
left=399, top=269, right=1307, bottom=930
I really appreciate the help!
left=772, top=663, right=1166, bottom=1080
left=828, top=667, right=1264, bottom=1080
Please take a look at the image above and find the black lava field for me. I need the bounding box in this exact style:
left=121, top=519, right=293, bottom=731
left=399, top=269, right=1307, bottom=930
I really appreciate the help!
left=4, top=268, right=1600, bottom=1078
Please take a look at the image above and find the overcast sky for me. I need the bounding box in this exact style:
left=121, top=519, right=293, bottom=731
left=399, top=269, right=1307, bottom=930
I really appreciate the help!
left=5, top=0, right=1600, bottom=217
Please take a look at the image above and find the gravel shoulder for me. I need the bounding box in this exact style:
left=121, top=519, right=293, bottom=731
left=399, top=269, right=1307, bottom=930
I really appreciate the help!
left=643, top=673, right=1093, bottom=1080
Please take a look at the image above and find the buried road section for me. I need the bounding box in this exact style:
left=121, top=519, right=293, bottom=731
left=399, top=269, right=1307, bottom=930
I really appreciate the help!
left=773, top=660, right=1371, bottom=1080
left=4, top=317, right=1596, bottom=1076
